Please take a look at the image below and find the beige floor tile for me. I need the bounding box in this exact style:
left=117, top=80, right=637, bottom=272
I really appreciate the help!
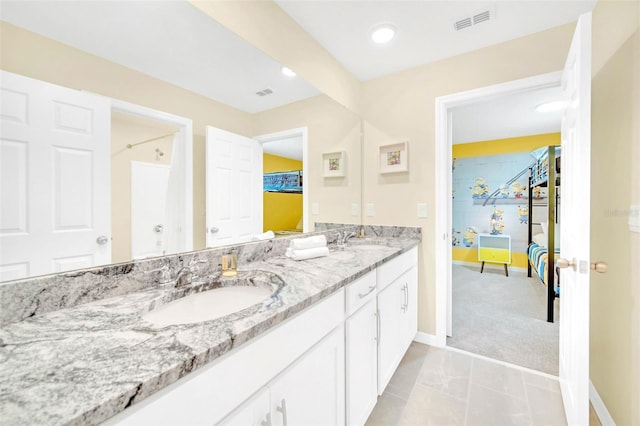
left=400, top=383, right=467, bottom=426
left=589, top=402, right=602, bottom=426
left=417, top=347, right=472, bottom=400
left=526, top=383, right=567, bottom=426
left=470, top=358, right=527, bottom=400
left=386, top=343, right=430, bottom=400
left=365, top=392, right=407, bottom=426
left=466, top=383, right=532, bottom=426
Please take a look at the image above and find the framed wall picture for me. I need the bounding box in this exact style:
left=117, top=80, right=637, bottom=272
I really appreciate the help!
left=379, top=142, right=408, bottom=173
left=322, top=151, right=346, bottom=177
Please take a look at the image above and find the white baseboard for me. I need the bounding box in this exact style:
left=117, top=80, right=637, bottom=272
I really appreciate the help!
left=589, top=380, right=616, bottom=426
left=413, top=332, right=444, bottom=347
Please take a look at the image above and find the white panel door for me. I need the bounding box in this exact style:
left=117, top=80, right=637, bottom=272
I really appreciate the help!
left=205, top=126, right=262, bottom=247
left=558, top=12, right=592, bottom=426
left=131, top=161, right=170, bottom=259
left=0, top=71, right=111, bottom=280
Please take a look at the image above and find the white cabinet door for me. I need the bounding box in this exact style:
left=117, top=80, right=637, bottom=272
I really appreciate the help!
left=377, top=278, right=403, bottom=395
left=219, top=388, right=271, bottom=426
left=401, top=266, right=418, bottom=351
left=346, top=298, right=378, bottom=426
left=271, top=327, right=345, bottom=426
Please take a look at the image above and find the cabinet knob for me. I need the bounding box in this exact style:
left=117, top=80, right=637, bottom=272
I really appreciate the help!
left=96, top=235, right=109, bottom=245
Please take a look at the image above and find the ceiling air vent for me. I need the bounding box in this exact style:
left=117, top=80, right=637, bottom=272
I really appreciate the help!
left=473, top=10, right=491, bottom=25
left=256, top=88, right=273, bottom=97
left=453, top=8, right=493, bottom=31
left=454, top=17, right=472, bottom=31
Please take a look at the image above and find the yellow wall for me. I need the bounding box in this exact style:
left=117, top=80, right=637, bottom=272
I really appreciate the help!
left=263, top=154, right=303, bottom=232
left=452, top=133, right=560, bottom=268
left=590, top=1, right=639, bottom=424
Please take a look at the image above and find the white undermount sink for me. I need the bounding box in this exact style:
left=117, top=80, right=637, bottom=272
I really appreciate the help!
left=143, top=271, right=284, bottom=327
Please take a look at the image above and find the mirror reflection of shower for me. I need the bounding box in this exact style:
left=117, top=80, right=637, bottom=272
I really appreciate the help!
left=111, top=112, right=182, bottom=262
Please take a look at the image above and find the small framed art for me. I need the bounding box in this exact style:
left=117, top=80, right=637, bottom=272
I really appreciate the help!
left=322, top=151, right=346, bottom=177
left=379, top=142, right=408, bottom=173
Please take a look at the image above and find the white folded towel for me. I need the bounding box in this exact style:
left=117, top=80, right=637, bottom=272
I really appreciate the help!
left=289, top=235, right=327, bottom=251
left=253, top=230, right=275, bottom=241
left=285, top=246, right=330, bottom=261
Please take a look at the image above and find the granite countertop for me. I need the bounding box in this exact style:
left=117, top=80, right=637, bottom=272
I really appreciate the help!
left=0, top=238, right=419, bottom=426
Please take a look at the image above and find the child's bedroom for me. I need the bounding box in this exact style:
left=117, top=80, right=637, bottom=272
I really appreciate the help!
left=449, top=121, right=562, bottom=376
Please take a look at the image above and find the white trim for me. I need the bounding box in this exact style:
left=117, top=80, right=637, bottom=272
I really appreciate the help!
left=589, top=380, right=616, bottom=426
left=110, top=98, right=193, bottom=253
left=434, top=71, right=563, bottom=345
left=413, top=332, right=442, bottom=347
left=254, top=127, right=309, bottom=233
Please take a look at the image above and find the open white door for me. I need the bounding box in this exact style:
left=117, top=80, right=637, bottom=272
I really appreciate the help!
left=558, top=12, right=592, bottom=426
left=205, top=126, right=262, bottom=247
left=0, top=71, right=111, bottom=280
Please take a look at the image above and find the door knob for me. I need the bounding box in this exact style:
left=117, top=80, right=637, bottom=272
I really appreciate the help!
left=556, top=258, right=576, bottom=270
left=209, top=227, right=219, bottom=234
left=591, top=261, right=609, bottom=273
left=96, top=235, right=109, bottom=245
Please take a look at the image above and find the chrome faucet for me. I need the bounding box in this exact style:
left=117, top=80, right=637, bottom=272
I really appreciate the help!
left=336, top=230, right=358, bottom=248
left=144, top=264, right=173, bottom=285
left=174, top=258, right=209, bottom=287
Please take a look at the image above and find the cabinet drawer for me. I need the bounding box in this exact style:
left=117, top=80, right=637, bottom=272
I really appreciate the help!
left=345, top=270, right=377, bottom=316
left=479, top=248, right=510, bottom=263
left=377, top=247, right=418, bottom=291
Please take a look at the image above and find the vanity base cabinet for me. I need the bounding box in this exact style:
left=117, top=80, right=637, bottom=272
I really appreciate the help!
left=221, top=326, right=345, bottom=426
left=106, top=289, right=344, bottom=426
left=345, top=297, right=378, bottom=426
left=376, top=248, right=418, bottom=396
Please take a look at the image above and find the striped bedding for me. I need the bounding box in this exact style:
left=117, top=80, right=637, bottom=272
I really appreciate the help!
left=528, top=243, right=560, bottom=288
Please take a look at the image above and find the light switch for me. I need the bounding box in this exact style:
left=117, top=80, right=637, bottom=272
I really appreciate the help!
left=629, top=205, right=640, bottom=233
left=366, top=203, right=375, bottom=217
left=312, top=202, right=319, bottom=216
left=417, top=203, right=428, bottom=218
left=351, top=203, right=360, bottom=217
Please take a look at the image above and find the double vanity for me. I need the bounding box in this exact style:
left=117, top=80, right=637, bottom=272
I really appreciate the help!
left=0, top=226, right=420, bottom=425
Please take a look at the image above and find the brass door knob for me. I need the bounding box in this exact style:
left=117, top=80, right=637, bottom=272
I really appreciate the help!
left=556, top=258, right=576, bottom=270
left=591, top=261, right=609, bottom=273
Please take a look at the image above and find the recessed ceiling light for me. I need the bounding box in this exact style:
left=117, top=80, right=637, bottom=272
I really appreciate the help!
left=371, top=24, right=396, bottom=44
left=281, top=67, right=296, bottom=77
left=536, top=100, right=568, bottom=112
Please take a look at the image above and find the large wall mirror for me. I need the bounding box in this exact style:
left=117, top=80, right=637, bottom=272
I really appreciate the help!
left=0, top=0, right=362, bottom=282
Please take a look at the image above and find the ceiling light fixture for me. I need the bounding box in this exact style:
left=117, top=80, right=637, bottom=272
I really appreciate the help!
left=281, top=67, right=296, bottom=77
left=536, top=100, right=568, bottom=112
left=371, top=24, right=396, bottom=44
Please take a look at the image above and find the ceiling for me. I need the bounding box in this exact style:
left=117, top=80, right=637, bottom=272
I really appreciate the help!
left=2, top=0, right=596, bottom=141
left=263, top=136, right=304, bottom=161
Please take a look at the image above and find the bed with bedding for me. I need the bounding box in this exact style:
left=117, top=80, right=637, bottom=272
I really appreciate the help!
left=527, top=242, right=560, bottom=293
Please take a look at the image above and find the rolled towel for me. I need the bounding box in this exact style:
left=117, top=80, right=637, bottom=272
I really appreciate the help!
left=285, top=246, right=330, bottom=261
left=289, top=235, right=327, bottom=251
left=253, top=230, right=275, bottom=241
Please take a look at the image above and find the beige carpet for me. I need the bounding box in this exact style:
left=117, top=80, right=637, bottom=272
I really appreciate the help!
left=447, top=264, right=560, bottom=375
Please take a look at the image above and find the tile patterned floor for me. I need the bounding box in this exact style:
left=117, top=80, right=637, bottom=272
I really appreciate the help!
left=366, top=343, right=568, bottom=426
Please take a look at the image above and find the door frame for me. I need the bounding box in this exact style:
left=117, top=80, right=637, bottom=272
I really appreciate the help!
left=433, top=71, right=562, bottom=346
left=254, top=127, right=309, bottom=233
left=110, top=99, right=194, bottom=253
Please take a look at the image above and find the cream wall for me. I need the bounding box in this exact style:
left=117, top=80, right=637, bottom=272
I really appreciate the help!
left=360, top=24, right=576, bottom=335
left=253, top=96, right=362, bottom=228
left=590, top=1, right=639, bottom=424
